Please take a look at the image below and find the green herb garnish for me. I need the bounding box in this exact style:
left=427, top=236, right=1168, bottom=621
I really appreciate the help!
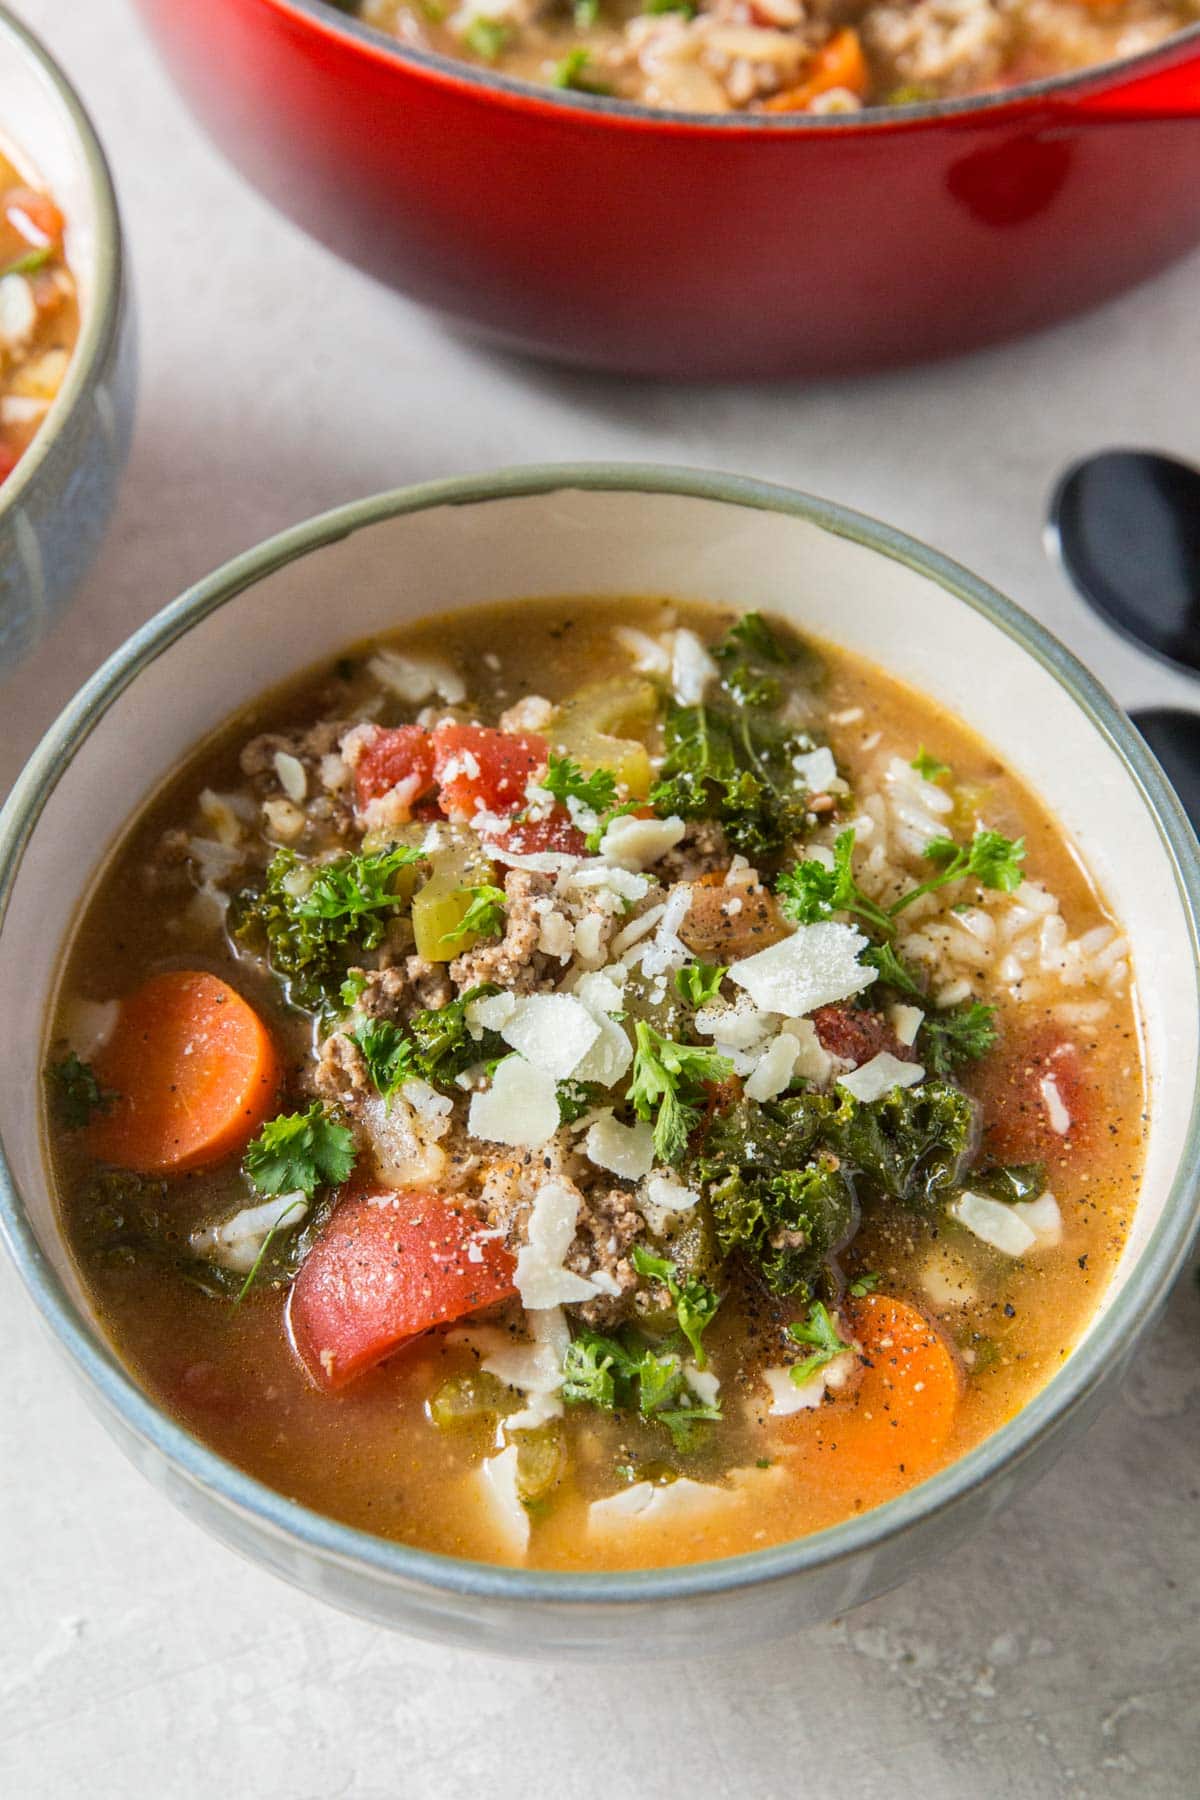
left=244, top=1103, right=356, bottom=1199
left=540, top=752, right=618, bottom=814
left=445, top=883, right=507, bottom=944
left=911, top=747, right=951, bottom=783
left=630, top=1244, right=721, bottom=1367
left=628, top=1022, right=733, bottom=1164
left=463, top=16, right=510, bottom=59
left=561, top=1328, right=721, bottom=1451
left=919, top=999, right=998, bottom=1077
left=2, top=245, right=52, bottom=279
left=674, top=962, right=728, bottom=1008
left=557, top=1078, right=604, bottom=1124
left=48, top=1051, right=111, bottom=1129
left=848, top=1270, right=882, bottom=1297
left=787, top=1300, right=853, bottom=1387
left=351, top=1017, right=417, bottom=1105
left=551, top=47, right=612, bottom=92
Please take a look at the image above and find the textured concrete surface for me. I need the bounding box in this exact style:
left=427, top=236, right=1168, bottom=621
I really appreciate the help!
left=1, top=3, right=1198, bottom=1794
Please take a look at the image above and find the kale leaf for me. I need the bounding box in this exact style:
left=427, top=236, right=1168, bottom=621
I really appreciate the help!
left=230, top=843, right=424, bottom=1010
left=48, top=1052, right=112, bottom=1129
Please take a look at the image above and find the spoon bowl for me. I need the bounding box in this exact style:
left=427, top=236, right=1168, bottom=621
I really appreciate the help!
left=1048, top=449, right=1200, bottom=676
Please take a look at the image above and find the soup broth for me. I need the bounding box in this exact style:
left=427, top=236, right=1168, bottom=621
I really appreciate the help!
left=45, top=599, right=1144, bottom=1570
left=0, top=144, right=78, bottom=480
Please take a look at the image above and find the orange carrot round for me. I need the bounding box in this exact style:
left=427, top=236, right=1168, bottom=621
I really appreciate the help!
left=778, top=1294, right=961, bottom=1508
left=764, top=29, right=870, bottom=114
left=86, top=971, right=282, bottom=1175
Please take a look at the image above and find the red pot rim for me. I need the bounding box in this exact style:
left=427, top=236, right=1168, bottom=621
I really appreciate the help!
left=262, top=0, right=1200, bottom=130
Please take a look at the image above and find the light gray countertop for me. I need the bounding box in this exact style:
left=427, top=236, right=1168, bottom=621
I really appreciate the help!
left=1, top=3, right=1197, bottom=1794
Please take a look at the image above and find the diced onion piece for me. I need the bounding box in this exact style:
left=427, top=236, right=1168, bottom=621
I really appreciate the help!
left=671, top=629, right=719, bottom=706
left=728, top=921, right=876, bottom=1017
left=467, top=1056, right=560, bottom=1148
left=837, top=1051, right=925, bottom=1104
left=272, top=751, right=307, bottom=804
left=792, top=747, right=837, bottom=792
left=515, top=1177, right=602, bottom=1308
left=189, top=1192, right=308, bottom=1274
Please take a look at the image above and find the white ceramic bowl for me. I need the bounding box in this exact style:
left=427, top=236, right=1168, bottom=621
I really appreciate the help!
left=1, top=468, right=1197, bottom=1658
left=0, top=4, right=135, bottom=670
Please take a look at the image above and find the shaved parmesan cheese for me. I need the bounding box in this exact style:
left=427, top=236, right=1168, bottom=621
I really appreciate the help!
left=763, top=1350, right=856, bottom=1414
left=638, top=1173, right=700, bottom=1233
left=950, top=1190, right=1037, bottom=1257
left=454, top=1307, right=570, bottom=1431
left=573, top=968, right=626, bottom=1016
left=475, top=1446, right=530, bottom=1556
left=637, top=884, right=693, bottom=979
left=745, top=1030, right=802, bottom=1102
left=467, top=1056, right=559, bottom=1148
left=671, top=628, right=718, bottom=706
left=610, top=904, right=666, bottom=957
left=584, top=1113, right=656, bottom=1181
left=368, top=648, right=465, bottom=706
left=889, top=1003, right=925, bottom=1048
left=515, top=1178, right=602, bottom=1308
left=0, top=273, right=36, bottom=350
left=1021, top=1191, right=1063, bottom=1247
left=599, top=813, right=687, bottom=871
left=570, top=979, right=634, bottom=1088
left=837, top=1051, right=925, bottom=1104
left=537, top=909, right=574, bottom=961
left=565, top=863, right=653, bottom=907
left=784, top=1016, right=834, bottom=1086
left=500, top=993, right=601, bottom=1079
left=728, top=921, right=876, bottom=1017
left=1040, top=1074, right=1071, bottom=1136
left=467, top=990, right=518, bottom=1033
left=792, top=746, right=838, bottom=792
left=693, top=995, right=778, bottom=1052
left=190, top=1193, right=308, bottom=1274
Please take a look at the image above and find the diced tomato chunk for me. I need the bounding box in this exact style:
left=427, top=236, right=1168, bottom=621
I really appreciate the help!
left=4, top=186, right=63, bottom=247
left=432, top=723, right=547, bottom=819
left=971, top=1027, right=1091, bottom=1163
left=354, top=725, right=437, bottom=811
left=287, top=1187, right=517, bottom=1391
left=491, top=809, right=587, bottom=857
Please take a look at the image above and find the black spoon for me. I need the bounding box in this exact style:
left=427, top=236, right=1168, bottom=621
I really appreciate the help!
left=1048, top=448, right=1200, bottom=830
left=1048, top=448, right=1200, bottom=676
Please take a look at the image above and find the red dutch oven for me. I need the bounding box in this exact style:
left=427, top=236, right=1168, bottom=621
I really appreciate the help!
left=134, top=0, right=1200, bottom=377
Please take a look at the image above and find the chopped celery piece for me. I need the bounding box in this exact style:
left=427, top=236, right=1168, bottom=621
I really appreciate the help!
left=550, top=677, right=659, bottom=798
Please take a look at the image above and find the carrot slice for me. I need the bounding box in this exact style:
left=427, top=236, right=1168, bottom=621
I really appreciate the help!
left=86, top=971, right=282, bottom=1174
left=777, top=1294, right=961, bottom=1508
left=763, top=29, right=869, bottom=114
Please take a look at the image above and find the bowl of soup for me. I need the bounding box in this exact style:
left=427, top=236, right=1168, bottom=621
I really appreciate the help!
left=0, top=5, right=135, bottom=672
left=130, top=0, right=1200, bottom=377
left=1, top=466, right=1197, bottom=1656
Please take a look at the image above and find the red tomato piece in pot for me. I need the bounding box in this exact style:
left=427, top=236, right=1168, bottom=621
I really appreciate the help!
left=287, top=1187, right=517, bottom=1390
left=491, top=810, right=588, bottom=857
left=354, top=724, right=437, bottom=810
left=432, top=723, right=547, bottom=819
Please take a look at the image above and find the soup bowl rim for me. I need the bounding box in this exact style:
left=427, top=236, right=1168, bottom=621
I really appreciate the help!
left=1, top=461, right=1198, bottom=1609
left=0, top=2, right=125, bottom=525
